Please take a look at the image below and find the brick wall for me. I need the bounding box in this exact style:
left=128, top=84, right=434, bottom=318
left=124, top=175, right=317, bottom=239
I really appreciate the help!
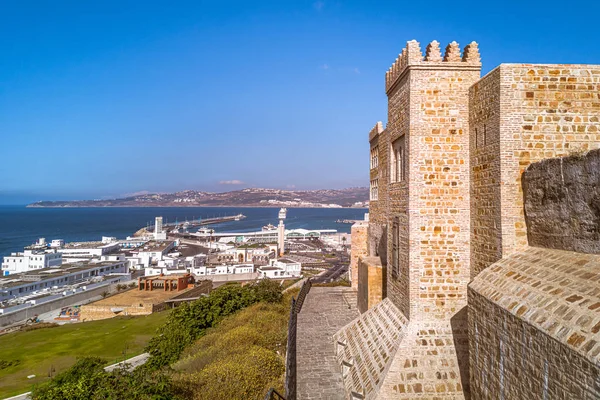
left=357, top=256, right=384, bottom=313
left=383, top=40, right=481, bottom=319
left=368, top=122, right=388, bottom=261
left=469, top=68, right=503, bottom=280
left=469, top=246, right=600, bottom=399
left=469, top=64, right=600, bottom=278
left=350, top=221, right=368, bottom=288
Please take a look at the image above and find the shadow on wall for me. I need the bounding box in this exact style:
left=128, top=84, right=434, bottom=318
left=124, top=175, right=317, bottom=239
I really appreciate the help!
left=374, top=224, right=388, bottom=299
left=450, top=306, right=471, bottom=400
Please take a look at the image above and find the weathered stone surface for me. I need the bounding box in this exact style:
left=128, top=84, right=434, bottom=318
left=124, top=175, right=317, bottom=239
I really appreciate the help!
left=352, top=39, right=600, bottom=400
left=522, top=149, right=600, bottom=254
left=296, top=287, right=359, bottom=400
left=469, top=246, right=600, bottom=399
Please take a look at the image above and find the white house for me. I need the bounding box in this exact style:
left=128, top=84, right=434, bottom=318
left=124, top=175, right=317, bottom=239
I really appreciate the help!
left=257, top=259, right=302, bottom=279
left=2, top=249, right=62, bottom=276
left=192, top=263, right=255, bottom=276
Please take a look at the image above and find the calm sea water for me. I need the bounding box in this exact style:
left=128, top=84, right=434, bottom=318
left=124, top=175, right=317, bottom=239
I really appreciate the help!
left=0, top=206, right=367, bottom=258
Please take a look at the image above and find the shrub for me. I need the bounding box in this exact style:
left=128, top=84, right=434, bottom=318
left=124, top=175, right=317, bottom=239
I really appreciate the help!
left=176, top=346, right=284, bottom=400
left=143, top=280, right=282, bottom=371
left=31, top=357, right=182, bottom=400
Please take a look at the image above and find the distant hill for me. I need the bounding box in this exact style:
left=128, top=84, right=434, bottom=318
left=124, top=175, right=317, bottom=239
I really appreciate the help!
left=27, top=187, right=369, bottom=208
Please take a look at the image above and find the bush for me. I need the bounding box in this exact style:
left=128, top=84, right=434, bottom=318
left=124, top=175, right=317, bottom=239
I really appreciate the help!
left=31, top=357, right=182, bottom=400
left=143, top=279, right=282, bottom=371
left=177, top=346, right=284, bottom=400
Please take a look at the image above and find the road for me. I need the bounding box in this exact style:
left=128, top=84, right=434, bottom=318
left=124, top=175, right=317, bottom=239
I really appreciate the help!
left=311, top=263, right=347, bottom=283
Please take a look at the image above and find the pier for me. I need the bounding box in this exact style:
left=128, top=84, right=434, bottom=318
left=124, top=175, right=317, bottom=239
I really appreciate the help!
left=163, top=214, right=246, bottom=230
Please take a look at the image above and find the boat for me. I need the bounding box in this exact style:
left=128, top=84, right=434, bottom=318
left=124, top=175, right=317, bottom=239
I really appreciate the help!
left=262, top=224, right=277, bottom=231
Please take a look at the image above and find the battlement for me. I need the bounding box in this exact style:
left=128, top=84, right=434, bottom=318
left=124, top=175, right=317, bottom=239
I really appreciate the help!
left=368, top=121, right=383, bottom=142
left=385, top=40, right=481, bottom=92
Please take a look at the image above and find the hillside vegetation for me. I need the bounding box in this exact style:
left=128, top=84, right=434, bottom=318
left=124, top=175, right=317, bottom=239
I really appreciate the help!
left=29, top=280, right=292, bottom=400
left=0, top=312, right=169, bottom=398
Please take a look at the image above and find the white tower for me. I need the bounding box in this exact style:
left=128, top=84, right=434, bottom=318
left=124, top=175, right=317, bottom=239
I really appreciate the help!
left=277, top=208, right=287, bottom=257
left=154, top=216, right=166, bottom=241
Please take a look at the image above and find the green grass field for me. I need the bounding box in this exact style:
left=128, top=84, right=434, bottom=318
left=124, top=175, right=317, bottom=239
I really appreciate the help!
left=0, top=312, right=169, bottom=398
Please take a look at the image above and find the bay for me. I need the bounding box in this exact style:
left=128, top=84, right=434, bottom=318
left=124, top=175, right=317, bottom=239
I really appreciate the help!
left=0, top=206, right=367, bottom=258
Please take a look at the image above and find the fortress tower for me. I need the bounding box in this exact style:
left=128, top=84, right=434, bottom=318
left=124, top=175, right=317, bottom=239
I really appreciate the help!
left=371, top=40, right=481, bottom=319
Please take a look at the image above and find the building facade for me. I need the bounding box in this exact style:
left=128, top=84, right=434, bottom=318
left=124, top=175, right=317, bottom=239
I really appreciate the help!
left=2, top=249, right=62, bottom=275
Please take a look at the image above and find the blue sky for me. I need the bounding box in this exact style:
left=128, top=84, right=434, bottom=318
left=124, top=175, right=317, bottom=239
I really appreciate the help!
left=1, top=0, right=599, bottom=204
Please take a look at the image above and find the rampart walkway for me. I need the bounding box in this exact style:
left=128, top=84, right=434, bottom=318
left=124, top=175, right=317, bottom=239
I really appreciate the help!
left=296, top=286, right=359, bottom=399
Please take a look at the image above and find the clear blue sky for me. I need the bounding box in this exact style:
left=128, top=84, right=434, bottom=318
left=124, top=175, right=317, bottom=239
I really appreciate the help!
left=1, top=0, right=599, bottom=204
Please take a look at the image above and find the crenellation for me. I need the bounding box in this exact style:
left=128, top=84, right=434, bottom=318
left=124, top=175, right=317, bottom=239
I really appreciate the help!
left=424, top=40, right=442, bottom=62
left=462, top=41, right=481, bottom=64
left=443, top=41, right=462, bottom=62
left=405, top=39, right=423, bottom=64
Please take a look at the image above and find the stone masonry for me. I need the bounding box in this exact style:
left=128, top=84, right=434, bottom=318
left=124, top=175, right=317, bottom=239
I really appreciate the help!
left=351, top=220, right=369, bottom=289
left=469, top=64, right=600, bottom=278
left=335, top=39, right=600, bottom=400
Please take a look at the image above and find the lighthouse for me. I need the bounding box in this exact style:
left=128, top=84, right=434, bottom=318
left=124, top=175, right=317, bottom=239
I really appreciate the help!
left=277, top=208, right=286, bottom=257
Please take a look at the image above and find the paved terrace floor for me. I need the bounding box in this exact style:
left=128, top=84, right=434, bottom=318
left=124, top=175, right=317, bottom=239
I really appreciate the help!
left=297, top=286, right=359, bottom=400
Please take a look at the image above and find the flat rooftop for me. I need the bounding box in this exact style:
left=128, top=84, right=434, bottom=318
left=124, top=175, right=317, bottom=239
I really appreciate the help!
left=88, top=287, right=191, bottom=306
left=0, top=261, right=125, bottom=288
left=136, top=240, right=175, bottom=253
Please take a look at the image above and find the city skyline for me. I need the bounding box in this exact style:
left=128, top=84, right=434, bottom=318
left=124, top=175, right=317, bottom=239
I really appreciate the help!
left=2, top=0, right=599, bottom=204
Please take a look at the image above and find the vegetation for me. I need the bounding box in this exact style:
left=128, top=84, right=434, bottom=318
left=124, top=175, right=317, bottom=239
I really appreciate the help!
left=172, top=289, right=297, bottom=399
left=143, top=279, right=282, bottom=370
left=0, top=312, right=169, bottom=398
left=31, top=357, right=181, bottom=400
left=23, top=279, right=289, bottom=400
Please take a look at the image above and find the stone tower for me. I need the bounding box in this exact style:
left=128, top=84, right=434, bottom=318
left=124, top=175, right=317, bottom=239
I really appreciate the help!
left=378, top=40, right=481, bottom=319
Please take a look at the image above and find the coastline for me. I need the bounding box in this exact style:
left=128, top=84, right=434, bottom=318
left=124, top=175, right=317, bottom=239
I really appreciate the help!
left=26, top=204, right=368, bottom=209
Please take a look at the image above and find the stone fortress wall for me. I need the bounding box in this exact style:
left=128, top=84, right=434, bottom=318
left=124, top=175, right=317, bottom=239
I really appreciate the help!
left=340, top=38, right=600, bottom=400
left=470, top=64, right=600, bottom=278
left=470, top=149, right=600, bottom=399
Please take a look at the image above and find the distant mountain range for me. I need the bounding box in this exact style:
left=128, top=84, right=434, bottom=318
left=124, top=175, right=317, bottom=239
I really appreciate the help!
left=27, top=188, right=370, bottom=208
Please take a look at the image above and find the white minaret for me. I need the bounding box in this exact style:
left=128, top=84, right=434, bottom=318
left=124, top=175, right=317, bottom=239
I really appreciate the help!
left=278, top=208, right=287, bottom=257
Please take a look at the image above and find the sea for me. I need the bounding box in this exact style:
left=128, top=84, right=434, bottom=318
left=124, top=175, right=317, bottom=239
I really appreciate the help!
left=0, top=206, right=368, bottom=259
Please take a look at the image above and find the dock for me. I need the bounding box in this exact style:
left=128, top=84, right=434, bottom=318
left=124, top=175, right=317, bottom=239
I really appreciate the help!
left=163, top=214, right=246, bottom=230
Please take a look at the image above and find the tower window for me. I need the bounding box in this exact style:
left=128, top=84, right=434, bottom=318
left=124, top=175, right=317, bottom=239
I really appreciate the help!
left=391, top=136, right=405, bottom=182
left=370, top=146, right=379, bottom=169
left=370, top=179, right=378, bottom=201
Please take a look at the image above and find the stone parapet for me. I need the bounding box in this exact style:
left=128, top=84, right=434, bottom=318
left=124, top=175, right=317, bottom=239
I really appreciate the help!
left=333, top=299, right=409, bottom=399
left=357, top=256, right=384, bottom=313
left=469, top=246, right=600, bottom=399
left=385, top=40, right=481, bottom=93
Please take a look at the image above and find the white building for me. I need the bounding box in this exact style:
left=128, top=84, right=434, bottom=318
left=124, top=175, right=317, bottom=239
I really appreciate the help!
left=154, top=216, right=167, bottom=241
left=128, top=240, right=176, bottom=269
left=50, top=239, right=64, bottom=248
left=0, top=259, right=129, bottom=303
left=2, top=249, right=62, bottom=276
left=58, top=241, right=121, bottom=260
left=192, top=263, right=255, bottom=276
left=257, top=258, right=302, bottom=279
